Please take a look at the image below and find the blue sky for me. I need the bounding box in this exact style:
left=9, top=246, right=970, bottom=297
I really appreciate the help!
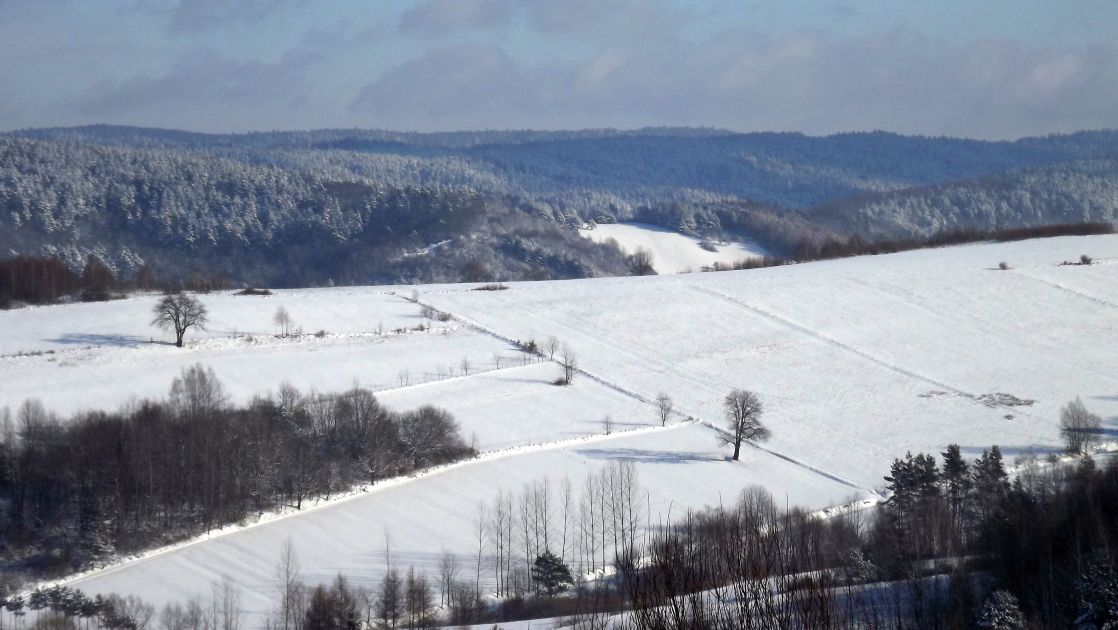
left=1, top=0, right=1116, bottom=137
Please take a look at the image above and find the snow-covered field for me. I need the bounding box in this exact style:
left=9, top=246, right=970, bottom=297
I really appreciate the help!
left=64, top=423, right=861, bottom=621
left=423, top=235, right=1118, bottom=491
left=581, top=222, right=768, bottom=273
left=2, top=234, right=1116, bottom=623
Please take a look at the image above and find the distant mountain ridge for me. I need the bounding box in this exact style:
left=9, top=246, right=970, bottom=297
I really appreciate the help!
left=11, top=125, right=1118, bottom=210
left=1, top=125, right=1116, bottom=287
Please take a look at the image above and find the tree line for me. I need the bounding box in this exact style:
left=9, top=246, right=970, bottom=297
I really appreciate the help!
left=0, top=366, right=472, bottom=578
left=2, top=438, right=1114, bottom=628
left=703, top=221, right=1114, bottom=273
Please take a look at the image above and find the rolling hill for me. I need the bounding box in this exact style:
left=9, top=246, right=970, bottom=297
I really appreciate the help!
left=0, top=234, right=1114, bottom=623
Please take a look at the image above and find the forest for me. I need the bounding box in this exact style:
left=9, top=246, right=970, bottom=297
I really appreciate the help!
left=2, top=127, right=1117, bottom=292
left=2, top=440, right=1114, bottom=628
left=0, top=366, right=473, bottom=577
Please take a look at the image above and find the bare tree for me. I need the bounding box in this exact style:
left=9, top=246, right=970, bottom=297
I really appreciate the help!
left=601, top=414, right=614, bottom=435
left=655, top=393, right=674, bottom=427
left=273, top=306, right=294, bottom=337
left=437, top=551, right=460, bottom=608
left=721, top=389, right=771, bottom=461
left=558, top=345, right=578, bottom=385
left=169, top=364, right=228, bottom=418
left=274, top=539, right=305, bottom=630
left=151, top=293, right=208, bottom=347
left=1060, top=397, right=1102, bottom=454
left=397, top=405, right=465, bottom=469
left=628, top=247, right=657, bottom=276
left=545, top=336, right=560, bottom=361
left=459, top=357, right=470, bottom=376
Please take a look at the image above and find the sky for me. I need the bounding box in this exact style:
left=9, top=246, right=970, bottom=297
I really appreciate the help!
left=1, top=0, right=1116, bottom=138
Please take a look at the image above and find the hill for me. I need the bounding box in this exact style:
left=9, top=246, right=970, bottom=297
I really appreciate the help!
left=0, top=234, right=1114, bottom=623
left=0, top=136, right=628, bottom=286
left=11, top=126, right=1118, bottom=212
left=809, top=158, right=1118, bottom=238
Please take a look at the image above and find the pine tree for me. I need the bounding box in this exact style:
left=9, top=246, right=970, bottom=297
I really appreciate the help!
left=941, top=444, right=973, bottom=537
left=978, top=590, right=1025, bottom=629
left=531, top=551, right=574, bottom=597
left=1077, top=554, right=1118, bottom=629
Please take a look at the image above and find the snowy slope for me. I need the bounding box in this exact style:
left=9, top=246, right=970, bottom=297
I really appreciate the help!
left=2, top=234, right=1116, bottom=623
left=64, top=423, right=862, bottom=621
left=581, top=222, right=767, bottom=273
left=424, top=235, right=1118, bottom=491
left=0, top=327, right=518, bottom=417
left=0, top=286, right=440, bottom=356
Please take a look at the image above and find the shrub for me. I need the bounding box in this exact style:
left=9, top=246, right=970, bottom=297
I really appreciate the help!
left=1080, top=254, right=1093, bottom=265
left=473, top=283, right=509, bottom=291
left=235, top=287, right=273, bottom=296
left=998, top=261, right=1009, bottom=270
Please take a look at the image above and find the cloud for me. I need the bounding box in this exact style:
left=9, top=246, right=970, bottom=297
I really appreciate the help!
left=398, top=0, right=510, bottom=35
left=158, top=0, right=305, bottom=33
left=347, top=30, right=1118, bottom=138
left=71, top=49, right=314, bottom=128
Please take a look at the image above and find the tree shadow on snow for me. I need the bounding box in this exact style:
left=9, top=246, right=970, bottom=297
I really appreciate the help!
left=957, top=444, right=1062, bottom=459
left=575, top=447, right=719, bottom=464
left=45, top=333, right=155, bottom=348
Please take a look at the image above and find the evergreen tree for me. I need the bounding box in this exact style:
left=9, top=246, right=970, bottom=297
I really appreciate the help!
left=940, top=444, right=973, bottom=537
left=302, top=576, right=359, bottom=630
left=1077, top=555, right=1118, bottom=629
left=531, top=551, right=574, bottom=597
left=973, top=446, right=1010, bottom=526
left=978, top=590, right=1025, bottom=629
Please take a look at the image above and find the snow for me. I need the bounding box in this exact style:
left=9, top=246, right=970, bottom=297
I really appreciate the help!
left=63, top=423, right=863, bottom=621
left=580, top=222, right=768, bottom=273
left=3, top=234, right=1117, bottom=624
left=0, top=326, right=518, bottom=418
left=0, top=286, right=441, bottom=357
left=423, top=235, right=1118, bottom=493
left=378, top=362, right=660, bottom=450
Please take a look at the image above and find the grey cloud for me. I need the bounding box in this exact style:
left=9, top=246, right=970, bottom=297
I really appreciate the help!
left=161, top=0, right=304, bottom=33
left=70, top=49, right=314, bottom=129
left=398, top=0, right=511, bottom=35
left=347, top=31, right=1118, bottom=138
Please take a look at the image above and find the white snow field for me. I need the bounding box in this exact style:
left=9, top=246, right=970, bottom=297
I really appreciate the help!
left=581, top=222, right=768, bottom=273
left=1, top=234, right=1115, bottom=622
left=0, top=327, right=528, bottom=418
left=65, top=423, right=861, bottom=621
left=0, top=286, right=445, bottom=356
left=424, top=235, right=1118, bottom=492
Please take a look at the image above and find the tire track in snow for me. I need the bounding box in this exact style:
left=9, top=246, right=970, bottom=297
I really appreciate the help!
left=691, top=285, right=977, bottom=400
left=1008, top=270, right=1118, bottom=311
left=413, top=294, right=874, bottom=495
left=692, top=286, right=1059, bottom=443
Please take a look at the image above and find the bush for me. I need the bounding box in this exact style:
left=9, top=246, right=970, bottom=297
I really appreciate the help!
left=235, top=287, right=273, bottom=296
left=473, top=283, right=509, bottom=291
left=998, top=261, right=1009, bottom=270
left=1081, top=254, right=1094, bottom=265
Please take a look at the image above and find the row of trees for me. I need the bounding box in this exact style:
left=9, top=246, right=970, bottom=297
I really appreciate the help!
left=4, top=439, right=1114, bottom=628
left=616, top=445, right=1118, bottom=628
left=0, top=255, right=121, bottom=308
left=0, top=366, right=472, bottom=576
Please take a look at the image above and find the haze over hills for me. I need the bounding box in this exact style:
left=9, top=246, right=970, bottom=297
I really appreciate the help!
left=2, top=125, right=1116, bottom=287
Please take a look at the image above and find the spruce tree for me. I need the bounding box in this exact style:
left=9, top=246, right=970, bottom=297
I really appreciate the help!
left=532, top=551, right=574, bottom=597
